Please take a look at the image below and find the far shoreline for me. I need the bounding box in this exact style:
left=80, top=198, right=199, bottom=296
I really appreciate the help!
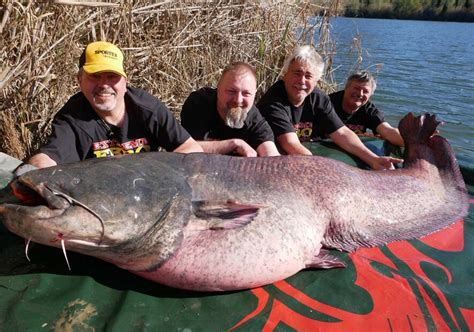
left=342, top=13, right=474, bottom=23
left=334, top=14, right=474, bottom=23
left=325, top=1, right=474, bottom=23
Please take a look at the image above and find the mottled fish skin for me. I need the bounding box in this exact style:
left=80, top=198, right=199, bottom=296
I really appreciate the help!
left=1, top=155, right=194, bottom=271
left=0, top=113, right=468, bottom=291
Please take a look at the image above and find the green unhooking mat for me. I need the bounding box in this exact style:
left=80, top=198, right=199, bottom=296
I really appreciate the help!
left=0, top=140, right=473, bottom=331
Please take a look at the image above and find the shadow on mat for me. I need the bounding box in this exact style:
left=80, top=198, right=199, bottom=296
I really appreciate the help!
left=0, top=224, right=237, bottom=299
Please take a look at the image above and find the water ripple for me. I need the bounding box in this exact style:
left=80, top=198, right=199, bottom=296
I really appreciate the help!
left=327, top=17, right=474, bottom=167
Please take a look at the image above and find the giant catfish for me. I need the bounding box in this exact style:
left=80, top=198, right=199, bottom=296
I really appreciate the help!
left=0, top=113, right=468, bottom=291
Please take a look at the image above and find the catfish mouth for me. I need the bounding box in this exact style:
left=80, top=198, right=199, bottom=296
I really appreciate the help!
left=5, top=178, right=108, bottom=248
left=9, top=179, right=71, bottom=217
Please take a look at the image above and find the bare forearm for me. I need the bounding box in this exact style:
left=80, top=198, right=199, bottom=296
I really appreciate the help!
left=197, top=140, right=237, bottom=154
left=377, top=123, right=404, bottom=146
left=27, top=153, right=57, bottom=168
left=283, top=143, right=312, bottom=155
left=256, top=141, right=280, bottom=157
left=339, top=139, right=378, bottom=165
left=331, top=128, right=378, bottom=165
left=173, top=138, right=204, bottom=153
left=382, top=128, right=404, bottom=146
left=330, top=127, right=401, bottom=170
left=276, top=133, right=312, bottom=156
left=197, top=139, right=257, bottom=157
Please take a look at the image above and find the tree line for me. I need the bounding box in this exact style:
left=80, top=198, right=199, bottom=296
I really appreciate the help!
left=343, top=0, right=473, bottom=22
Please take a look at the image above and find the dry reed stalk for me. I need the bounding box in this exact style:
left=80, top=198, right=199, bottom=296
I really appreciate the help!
left=0, top=0, right=338, bottom=160
left=0, top=112, right=24, bottom=159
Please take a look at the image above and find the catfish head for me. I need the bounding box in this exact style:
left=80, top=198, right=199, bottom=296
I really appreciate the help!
left=0, top=155, right=192, bottom=271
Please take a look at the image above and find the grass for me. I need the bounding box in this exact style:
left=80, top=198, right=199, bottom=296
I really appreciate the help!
left=0, top=1, right=340, bottom=160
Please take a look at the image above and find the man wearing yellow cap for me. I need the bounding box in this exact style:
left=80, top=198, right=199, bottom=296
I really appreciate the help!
left=26, top=41, right=202, bottom=168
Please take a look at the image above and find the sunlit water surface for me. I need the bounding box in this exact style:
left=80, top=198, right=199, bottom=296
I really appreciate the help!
left=322, top=17, right=473, bottom=168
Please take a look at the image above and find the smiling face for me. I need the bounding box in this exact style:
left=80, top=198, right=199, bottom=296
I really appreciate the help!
left=78, top=70, right=127, bottom=115
left=342, top=80, right=373, bottom=114
left=282, top=60, right=319, bottom=107
left=216, top=68, right=257, bottom=129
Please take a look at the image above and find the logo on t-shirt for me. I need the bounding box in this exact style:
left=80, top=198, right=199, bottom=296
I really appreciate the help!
left=346, top=124, right=367, bottom=135
left=294, top=122, right=313, bottom=142
left=92, top=138, right=150, bottom=158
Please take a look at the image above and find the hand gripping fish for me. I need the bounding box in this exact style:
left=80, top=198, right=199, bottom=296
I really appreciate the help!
left=0, top=113, right=468, bottom=291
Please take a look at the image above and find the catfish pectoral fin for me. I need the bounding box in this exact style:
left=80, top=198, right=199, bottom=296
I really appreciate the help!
left=192, top=199, right=265, bottom=229
left=305, top=249, right=347, bottom=269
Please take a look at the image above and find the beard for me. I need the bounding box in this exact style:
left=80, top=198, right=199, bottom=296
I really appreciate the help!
left=224, top=106, right=248, bottom=129
left=92, top=88, right=117, bottom=112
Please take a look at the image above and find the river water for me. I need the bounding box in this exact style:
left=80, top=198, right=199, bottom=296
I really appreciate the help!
left=324, top=17, right=473, bottom=169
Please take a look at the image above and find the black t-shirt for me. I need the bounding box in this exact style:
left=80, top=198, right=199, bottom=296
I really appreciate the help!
left=329, top=90, right=385, bottom=135
left=257, top=80, right=343, bottom=142
left=40, top=86, right=191, bottom=164
left=180, top=87, right=274, bottom=149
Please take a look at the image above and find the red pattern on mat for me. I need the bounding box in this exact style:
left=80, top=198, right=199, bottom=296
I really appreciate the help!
left=231, top=218, right=469, bottom=331
left=460, top=308, right=474, bottom=330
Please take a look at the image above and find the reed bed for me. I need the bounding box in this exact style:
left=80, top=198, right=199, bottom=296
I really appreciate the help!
left=0, top=0, right=340, bottom=160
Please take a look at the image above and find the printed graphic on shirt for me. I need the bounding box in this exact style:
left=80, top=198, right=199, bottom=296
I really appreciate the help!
left=92, top=138, right=150, bottom=158
left=294, top=122, right=313, bottom=142
left=346, top=124, right=367, bottom=135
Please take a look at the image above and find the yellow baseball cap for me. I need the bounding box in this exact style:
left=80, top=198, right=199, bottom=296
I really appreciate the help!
left=79, top=41, right=127, bottom=77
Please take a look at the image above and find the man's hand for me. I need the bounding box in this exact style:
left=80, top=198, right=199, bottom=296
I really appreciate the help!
left=232, top=139, right=257, bottom=157
left=197, top=139, right=257, bottom=157
left=370, top=156, right=404, bottom=170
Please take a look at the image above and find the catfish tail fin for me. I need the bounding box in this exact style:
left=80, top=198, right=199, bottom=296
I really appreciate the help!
left=323, top=113, right=468, bottom=252
left=398, top=113, right=441, bottom=168
left=399, top=113, right=466, bottom=192
left=399, top=112, right=467, bottom=214
left=428, top=135, right=468, bottom=207
left=398, top=112, right=440, bottom=146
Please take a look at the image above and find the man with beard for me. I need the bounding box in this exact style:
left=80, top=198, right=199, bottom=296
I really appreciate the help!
left=25, top=41, right=202, bottom=169
left=180, top=62, right=279, bottom=157
left=328, top=71, right=403, bottom=146
left=257, top=45, right=402, bottom=170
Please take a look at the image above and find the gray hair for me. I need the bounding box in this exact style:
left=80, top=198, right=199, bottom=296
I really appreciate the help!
left=281, top=45, right=325, bottom=80
left=345, top=71, right=377, bottom=93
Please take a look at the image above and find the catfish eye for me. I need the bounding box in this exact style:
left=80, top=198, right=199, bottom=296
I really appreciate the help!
left=71, top=178, right=81, bottom=185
